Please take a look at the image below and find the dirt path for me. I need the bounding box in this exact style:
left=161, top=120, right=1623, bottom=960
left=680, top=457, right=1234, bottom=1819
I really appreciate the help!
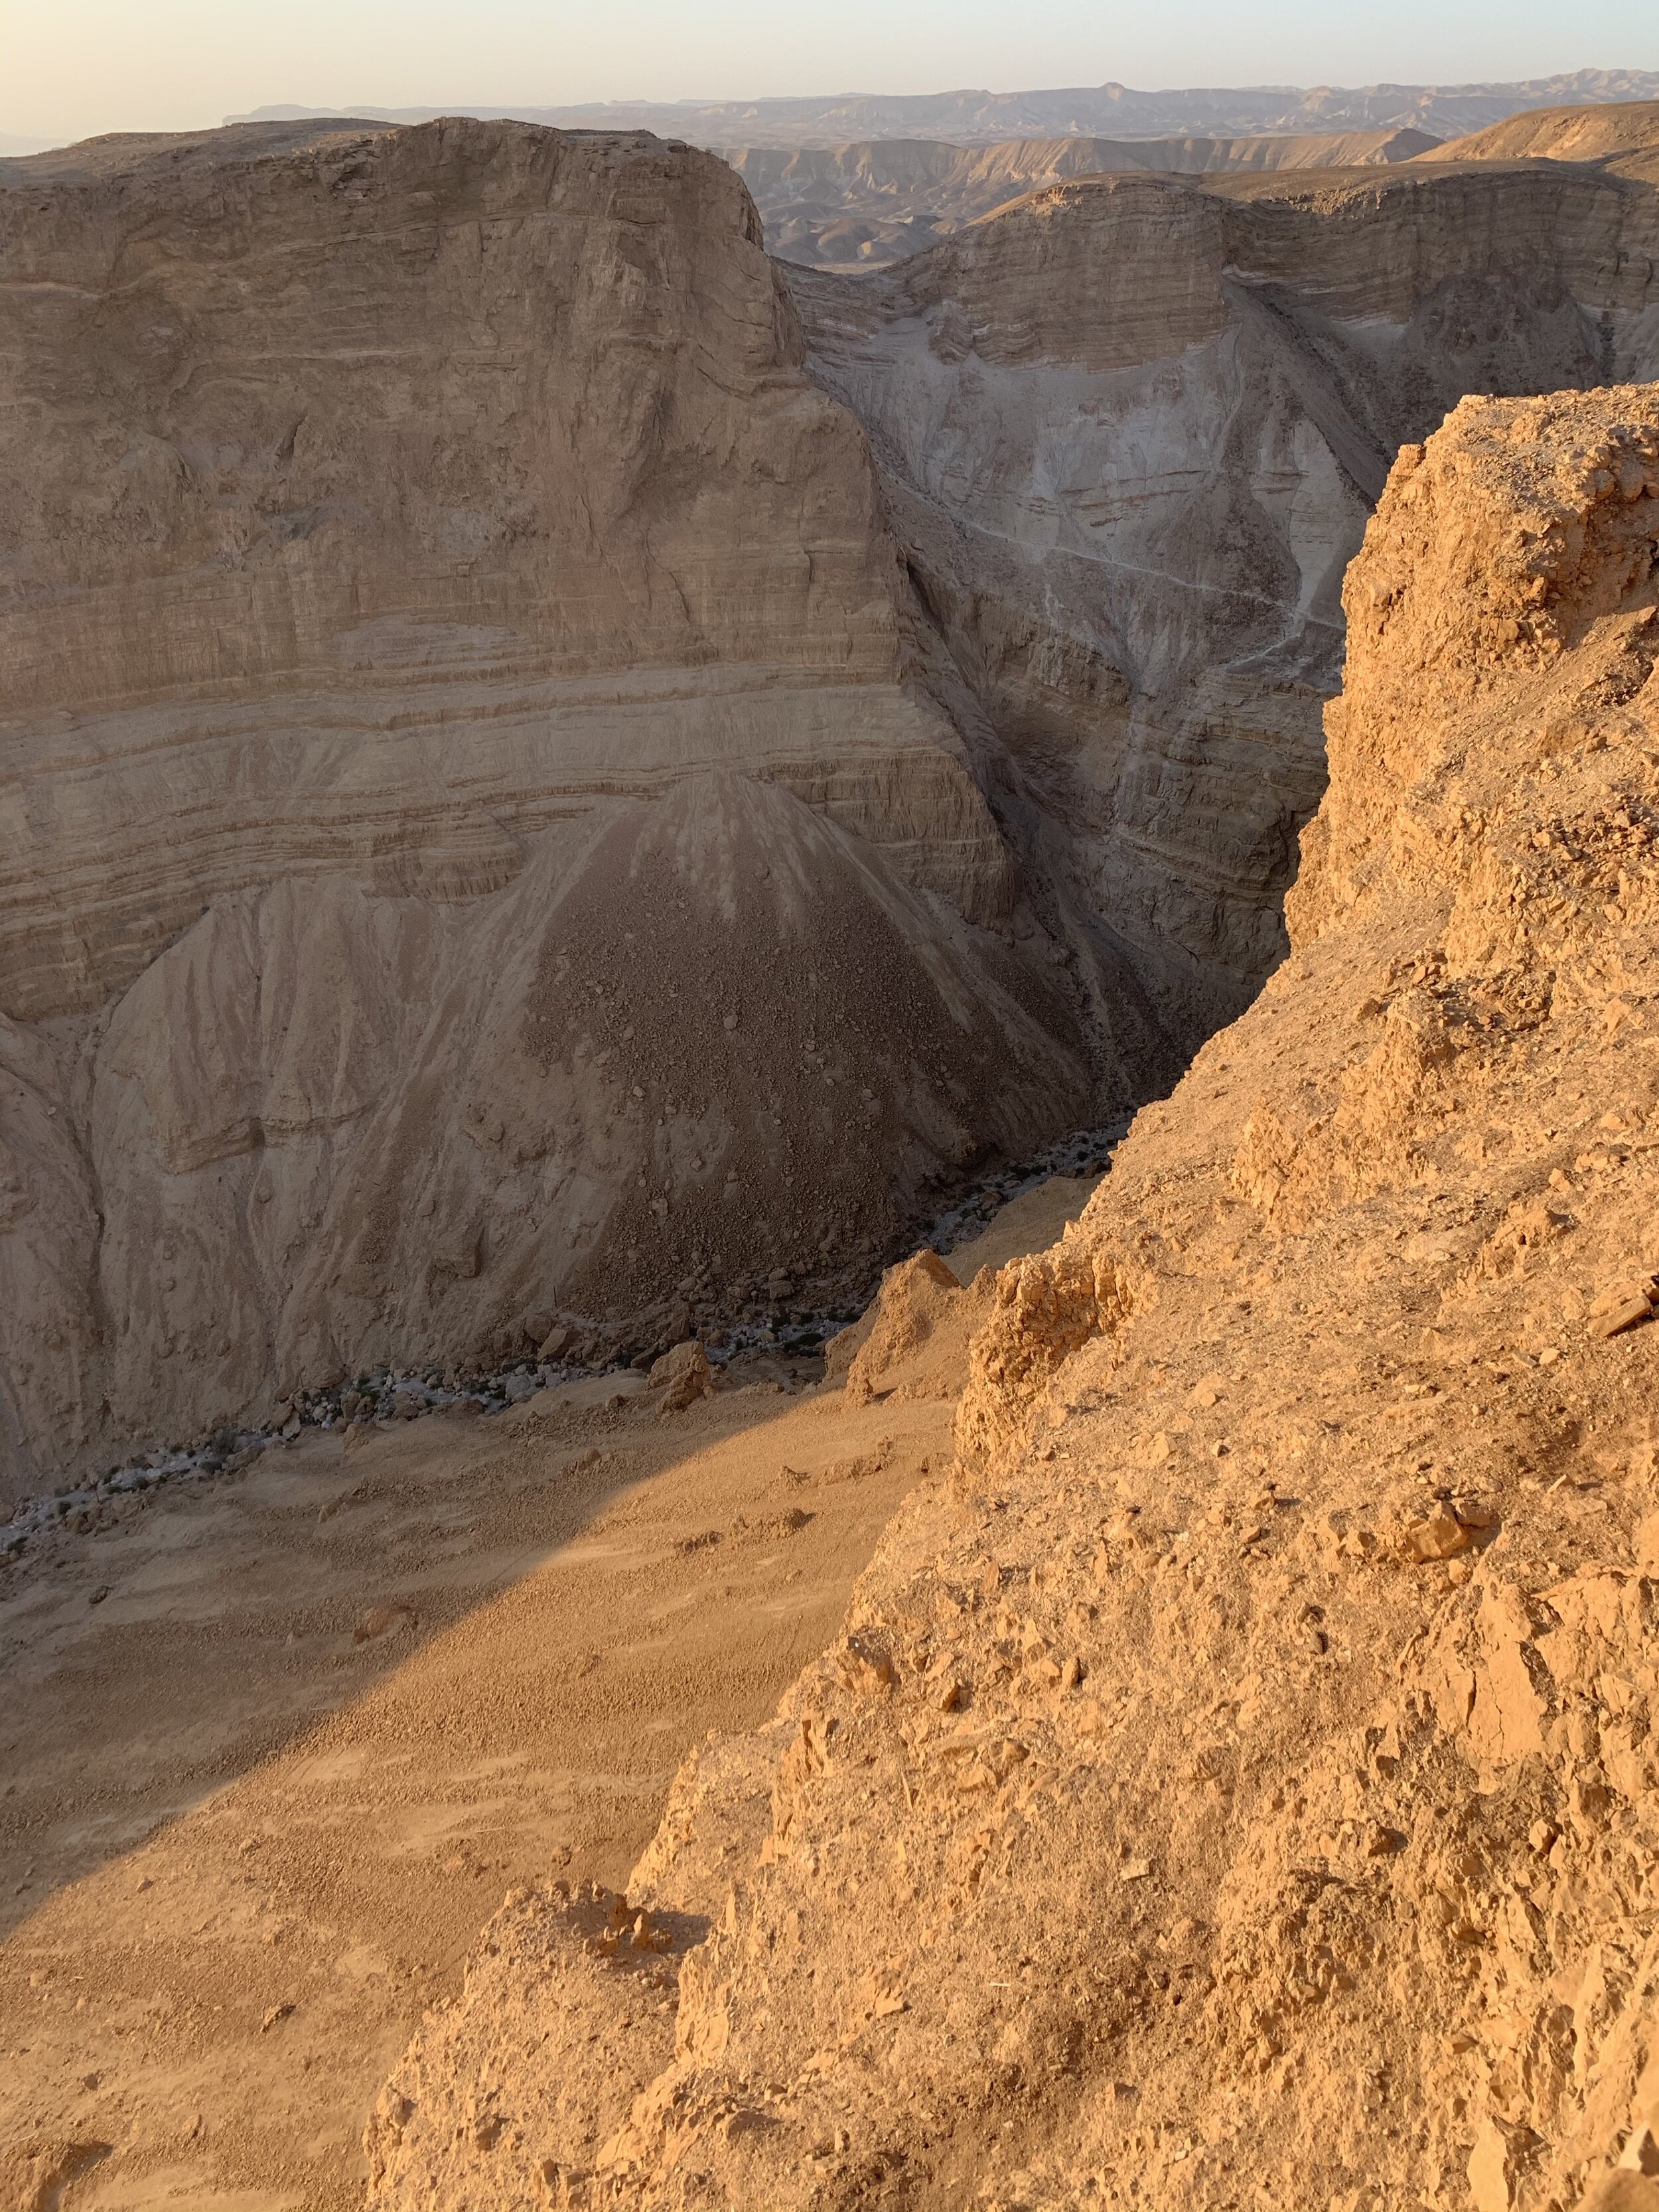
left=0, top=1179, right=1096, bottom=2207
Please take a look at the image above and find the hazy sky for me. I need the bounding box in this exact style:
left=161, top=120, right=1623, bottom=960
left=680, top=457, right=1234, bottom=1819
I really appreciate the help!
left=7, top=0, right=1658, bottom=147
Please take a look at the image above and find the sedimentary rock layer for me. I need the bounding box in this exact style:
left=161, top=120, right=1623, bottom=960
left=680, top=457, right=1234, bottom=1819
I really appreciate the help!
left=0, top=118, right=1127, bottom=1502
left=7, top=117, right=1659, bottom=1509
left=368, top=384, right=1659, bottom=2212
left=792, top=159, right=1659, bottom=1049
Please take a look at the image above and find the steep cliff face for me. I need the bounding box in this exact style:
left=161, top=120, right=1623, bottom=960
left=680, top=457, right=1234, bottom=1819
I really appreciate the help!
left=794, top=161, right=1659, bottom=1052
left=368, top=386, right=1659, bottom=2212
left=0, top=118, right=1140, bottom=1502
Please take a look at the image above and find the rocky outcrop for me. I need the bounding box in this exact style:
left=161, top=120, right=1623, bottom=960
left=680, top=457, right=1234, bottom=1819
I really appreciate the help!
left=368, top=384, right=1659, bottom=2211
left=0, top=117, right=1145, bottom=1503
left=727, top=131, right=1442, bottom=269
left=792, top=159, right=1659, bottom=1053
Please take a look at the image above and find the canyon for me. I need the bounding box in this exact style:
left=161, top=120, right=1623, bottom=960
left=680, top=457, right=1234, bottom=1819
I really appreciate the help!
left=4, top=80, right=1659, bottom=2212
left=5, top=112, right=1659, bottom=1504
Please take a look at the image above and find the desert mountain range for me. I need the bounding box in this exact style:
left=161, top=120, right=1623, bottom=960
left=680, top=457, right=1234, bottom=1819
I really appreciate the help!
left=235, top=68, right=1659, bottom=148
left=4, top=107, right=1659, bottom=1503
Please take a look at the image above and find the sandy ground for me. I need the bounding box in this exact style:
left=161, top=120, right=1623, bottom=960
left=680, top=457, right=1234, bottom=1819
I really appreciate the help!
left=0, top=1177, right=1098, bottom=2208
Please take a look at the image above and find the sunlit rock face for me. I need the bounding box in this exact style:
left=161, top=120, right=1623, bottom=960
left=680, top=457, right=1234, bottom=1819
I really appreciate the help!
left=794, top=158, right=1659, bottom=1047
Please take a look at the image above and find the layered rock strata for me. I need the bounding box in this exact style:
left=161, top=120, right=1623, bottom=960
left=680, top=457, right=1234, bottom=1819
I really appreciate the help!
left=792, top=158, right=1659, bottom=1051
left=0, top=117, right=1137, bottom=1502
left=8, top=117, right=1659, bottom=1516
left=366, top=386, right=1659, bottom=2211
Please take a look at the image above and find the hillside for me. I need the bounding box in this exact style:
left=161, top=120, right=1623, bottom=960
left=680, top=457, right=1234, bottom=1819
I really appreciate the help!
left=365, top=382, right=1659, bottom=2212
left=792, top=157, right=1659, bottom=1059
left=0, top=1178, right=1097, bottom=2205
left=1433, top=99, right=1659, bottom=165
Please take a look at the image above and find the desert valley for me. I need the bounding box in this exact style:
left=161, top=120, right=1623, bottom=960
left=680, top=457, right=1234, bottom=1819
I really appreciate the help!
left=4, top=50, right=1659, bottom=2212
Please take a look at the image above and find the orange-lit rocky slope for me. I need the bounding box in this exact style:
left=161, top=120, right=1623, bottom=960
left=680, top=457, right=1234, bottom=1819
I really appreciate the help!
left=1432, top=100, right=1659, bottom=165
left=368, top=386, right=1659, bottom=2211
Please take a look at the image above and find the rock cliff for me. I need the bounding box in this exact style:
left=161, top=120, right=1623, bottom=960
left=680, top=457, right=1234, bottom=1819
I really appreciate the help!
left=365, top=385, right=1659, bottom=2211
left=792, top=158, right=1659, bottom=1054
left=0, top=117, right=1137, bottom=1502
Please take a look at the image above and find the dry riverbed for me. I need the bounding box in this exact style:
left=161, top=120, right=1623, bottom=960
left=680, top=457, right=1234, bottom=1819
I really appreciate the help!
left=0, top=1177, right=1098, bottom=2207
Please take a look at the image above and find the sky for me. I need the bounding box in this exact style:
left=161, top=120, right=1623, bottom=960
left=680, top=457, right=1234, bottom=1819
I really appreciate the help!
left=6, top=0, right=1658, bottom=149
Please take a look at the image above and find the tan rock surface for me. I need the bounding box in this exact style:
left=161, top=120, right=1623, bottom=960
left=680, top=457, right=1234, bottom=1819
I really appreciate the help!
left=794, top=159, right=1659, bottom=1064
left=366, top=386, right=1659, bottom=2209
left=0, top=117, right=1123, bottom=1503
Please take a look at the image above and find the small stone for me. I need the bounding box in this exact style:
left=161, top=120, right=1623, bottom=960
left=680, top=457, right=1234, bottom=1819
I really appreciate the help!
left=841, top=1632, right=895, bottom=1693
left=1401, top=1509, right=1473, bottom=1564
left=260, top=2002, right=295, bottom=2032
left=88, top=1586, right=109, bottom=1606
left=354, top=1604, right=415, bottom=1644
left=648, top=1340, right=715, bottom=1414
left=1119, top=1859, right=1152, bottom=1883
left=1597, top=1297, right=1656, bottom=1340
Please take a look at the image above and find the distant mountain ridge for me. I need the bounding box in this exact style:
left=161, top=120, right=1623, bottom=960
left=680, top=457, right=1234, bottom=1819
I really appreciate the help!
left=229, top=69, right=1659, bottom=149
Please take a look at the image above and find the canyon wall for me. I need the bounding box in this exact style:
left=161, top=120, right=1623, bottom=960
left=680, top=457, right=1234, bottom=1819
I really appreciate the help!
left=367, top=382, right=1659, bottom=2212
left=7, top=115, right=1659, bottom=1509
left=0, top=118, right=1143, bottom=1503
left=792, top=157, right=1659, bottom=1050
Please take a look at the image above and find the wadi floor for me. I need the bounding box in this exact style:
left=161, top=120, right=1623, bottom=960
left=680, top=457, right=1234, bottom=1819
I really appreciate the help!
left=0, top=1179, right=1095, bottom=2209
